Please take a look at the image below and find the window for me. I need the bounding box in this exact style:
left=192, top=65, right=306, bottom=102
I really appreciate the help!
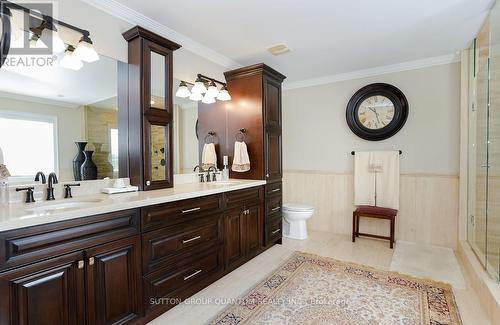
left=0, top=113, right=57, bottom=178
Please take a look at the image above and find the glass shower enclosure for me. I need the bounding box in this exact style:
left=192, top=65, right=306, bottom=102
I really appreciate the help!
left=468, top=3, right=500, bottom=281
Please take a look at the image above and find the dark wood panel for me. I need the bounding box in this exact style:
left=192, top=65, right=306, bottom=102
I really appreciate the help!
left=264, top=128, right=282, bottom=182
left=264, top=77, right=282, bottom=128
left=224, top=209, right=246, bottom=269
left=86, top=235, right=142, bottom=325
left=0, top=251, right=85, bottom=325
left=265, top=195, right=282, bottom=221
left=245, top=204, right=263, bottom=258
left=142, top=215, right=222, bottom=274
left=0, top=209, right=140, bottom=272
left=141, top=194, right=221, bottom=231
left=223, top=187, right=262, bottom=209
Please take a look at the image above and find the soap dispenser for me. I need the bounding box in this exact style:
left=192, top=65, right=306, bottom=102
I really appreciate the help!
left=222, top=156, right=230, bottom=181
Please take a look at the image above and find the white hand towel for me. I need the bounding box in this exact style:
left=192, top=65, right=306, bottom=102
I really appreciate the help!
left=201, top=143, right=217, bottom=170
left=232, top=141, right=250, bottom=172
left=354, top=151, right=376, bottom=206
left=370, top=151, right=400, bottom=210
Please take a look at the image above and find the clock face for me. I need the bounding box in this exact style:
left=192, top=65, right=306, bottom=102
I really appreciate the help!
left=346, top=83, right=408, bottom=141
left=357, top=96, right=395, bottom=130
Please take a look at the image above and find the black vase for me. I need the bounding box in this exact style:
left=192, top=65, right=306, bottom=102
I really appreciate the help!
left=81, top=150, right=98, bottom=180
left=73, top=142, right=87, bottom=181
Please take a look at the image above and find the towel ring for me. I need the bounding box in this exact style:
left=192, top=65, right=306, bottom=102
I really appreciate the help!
left=235, top=128, right=246, bottom=141
left=205, top=131, right=216, bottom=144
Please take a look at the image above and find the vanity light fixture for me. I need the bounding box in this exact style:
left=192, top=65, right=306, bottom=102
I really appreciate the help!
left=176, top=74, right=231, bottom=104
left=73, top=35, right=99, bottom=63
left=0, top=0, right=100, bottom=69
left=216, top=85, right=231, bottom=101
left=191, top=77, right=208, bottom=94
left=60, top=46, right=83, bottom=71
left=175, top=81, right=191, bottom=98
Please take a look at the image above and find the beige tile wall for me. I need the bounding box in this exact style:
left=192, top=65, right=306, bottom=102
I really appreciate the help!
left=283, top=171, right=459, bottom=249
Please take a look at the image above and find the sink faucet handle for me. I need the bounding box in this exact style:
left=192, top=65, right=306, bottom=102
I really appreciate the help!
left=16, top=187, right=35, bottom=203
left=64, top=183, right=81, bottom=199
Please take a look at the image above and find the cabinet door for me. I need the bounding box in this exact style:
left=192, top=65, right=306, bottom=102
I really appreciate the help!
left=224, top=209, right=246, bottom=270
left=263, top=78, right=282, bottom=128
left=86, top=236, right=142, bottom=325
left=142, top=40, right=174, bottom=190
left=264, top=128, right=282, bottom=182
left=245, top=204, right=263, bottom=257
left=0, top=252, right=85, bottom=325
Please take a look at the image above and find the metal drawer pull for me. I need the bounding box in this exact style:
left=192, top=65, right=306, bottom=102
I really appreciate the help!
left=182, top=207, right=201, bottom=214
left=271, top=188, right=281, bottom=193
left=77, top=260, right=84, bottom=269
left=182, top=235, right=201, bottom=244
left=271, top=206, right=281, bottom=212
left=184, top=269, right=202, bottom=281
left=272, top=228, right=281, bottom=234
left=89, top=257, right=95, bottom=266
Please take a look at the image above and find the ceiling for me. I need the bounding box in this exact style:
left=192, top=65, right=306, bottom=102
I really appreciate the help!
left=112, top=0, right=493, bottom=84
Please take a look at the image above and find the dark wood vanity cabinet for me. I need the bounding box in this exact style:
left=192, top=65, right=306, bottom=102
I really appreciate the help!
left=121, top=26, right=181, bottom=191
left=0, top=210, right=142, bottom=325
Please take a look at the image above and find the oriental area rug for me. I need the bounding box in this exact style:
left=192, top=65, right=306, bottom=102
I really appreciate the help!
left=209, top=252, right=461, bottom=325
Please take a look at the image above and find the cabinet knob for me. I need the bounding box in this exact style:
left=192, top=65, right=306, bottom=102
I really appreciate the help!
left=89, top=257, right=95, bottom=266
left=146, top=180, right=151, bottom=186
left=77, top=260, right=84, bottom=269
left=266, top=174, right=270, bottom=178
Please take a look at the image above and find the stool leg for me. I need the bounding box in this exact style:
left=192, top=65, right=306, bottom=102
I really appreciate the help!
left=356, top=214, right=360, bottom=238
left=390, top=217, right=395, bottom=249
left=352, top=212, right=356, bottom=242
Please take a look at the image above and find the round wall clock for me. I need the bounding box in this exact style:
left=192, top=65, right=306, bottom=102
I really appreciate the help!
left=346, top=83, right=408, bottom=141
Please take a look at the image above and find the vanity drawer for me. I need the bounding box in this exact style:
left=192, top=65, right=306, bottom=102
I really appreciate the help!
left=265, top=182, right=282, bottom=197
left=141, top=195, right=222, bottom=231
left=142, top=216, right=222, bottom=274
left=143, top=246, right=223, bottom=312
left=224, top=187, right=262, bottom=209
left=265, top=195, right=282, bottom=221
left=0, top=209, right=140, bottom=272
left=265, top=218, right=282, bottom=246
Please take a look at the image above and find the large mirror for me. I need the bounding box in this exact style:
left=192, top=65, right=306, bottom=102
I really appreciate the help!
left=173, top=78, right=199, bottom=174
left=0, top=55, right=122, bottom=182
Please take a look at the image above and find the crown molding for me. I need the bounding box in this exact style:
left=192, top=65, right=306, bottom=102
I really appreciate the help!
left=81, top=0, right=242, bottom=69
left=283, top=53, right=460, bottom=90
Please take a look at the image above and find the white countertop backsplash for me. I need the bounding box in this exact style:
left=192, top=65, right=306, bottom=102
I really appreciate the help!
left=0, top=178, right=266, bottom=232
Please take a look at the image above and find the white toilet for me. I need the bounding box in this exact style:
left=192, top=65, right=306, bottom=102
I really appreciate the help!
left=282, top=203, right=315, bottom=240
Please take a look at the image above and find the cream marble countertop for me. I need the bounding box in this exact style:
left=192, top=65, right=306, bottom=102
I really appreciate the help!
left=0, top=179, right=266, bottom=232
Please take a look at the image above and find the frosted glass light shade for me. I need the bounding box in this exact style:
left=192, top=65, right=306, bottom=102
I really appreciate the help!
left=191, top=77, right=207, bottom=94
left=38, top=28, right=66, bottom=53
left=206, top=81, right=219, bottom=98
left=189, top=92, right=203, bottom=101
left=73, top=38, right=99, bottom=63
left=175, top=81, right=191, bottom=98
left=202, top=93, right=216, bottom=104
left=60, top=50, right=83, bottom=70
left=217, top=86, right=231, bottom=101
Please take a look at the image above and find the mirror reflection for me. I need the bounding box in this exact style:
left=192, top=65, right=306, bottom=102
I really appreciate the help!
left=0, top=55, right=121, bottom=182
left=173, top=78, right=199, bottom=174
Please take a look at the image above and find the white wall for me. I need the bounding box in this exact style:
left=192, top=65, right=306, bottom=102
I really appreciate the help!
left=59, top=0, right=227, bottom=81
left=283, top=63, right=461, bottom=175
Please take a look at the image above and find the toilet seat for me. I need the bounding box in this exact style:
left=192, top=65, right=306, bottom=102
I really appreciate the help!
left=282, top=203, right=314, bottom=212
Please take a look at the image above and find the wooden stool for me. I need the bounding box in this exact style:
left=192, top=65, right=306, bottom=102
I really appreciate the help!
left=352, top=205, right=397, bottom=248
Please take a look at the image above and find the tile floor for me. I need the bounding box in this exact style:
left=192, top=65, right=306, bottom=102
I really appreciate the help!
left=149, top=231, right=491, bottom=325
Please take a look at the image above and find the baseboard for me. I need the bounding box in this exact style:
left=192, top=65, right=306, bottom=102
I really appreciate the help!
left=456, top=241, right=500, bottom=322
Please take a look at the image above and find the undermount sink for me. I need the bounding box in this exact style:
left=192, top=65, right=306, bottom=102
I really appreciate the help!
left=25, top=198, right=104, bottom=213
left=208, top=181, right=242, bottom=186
